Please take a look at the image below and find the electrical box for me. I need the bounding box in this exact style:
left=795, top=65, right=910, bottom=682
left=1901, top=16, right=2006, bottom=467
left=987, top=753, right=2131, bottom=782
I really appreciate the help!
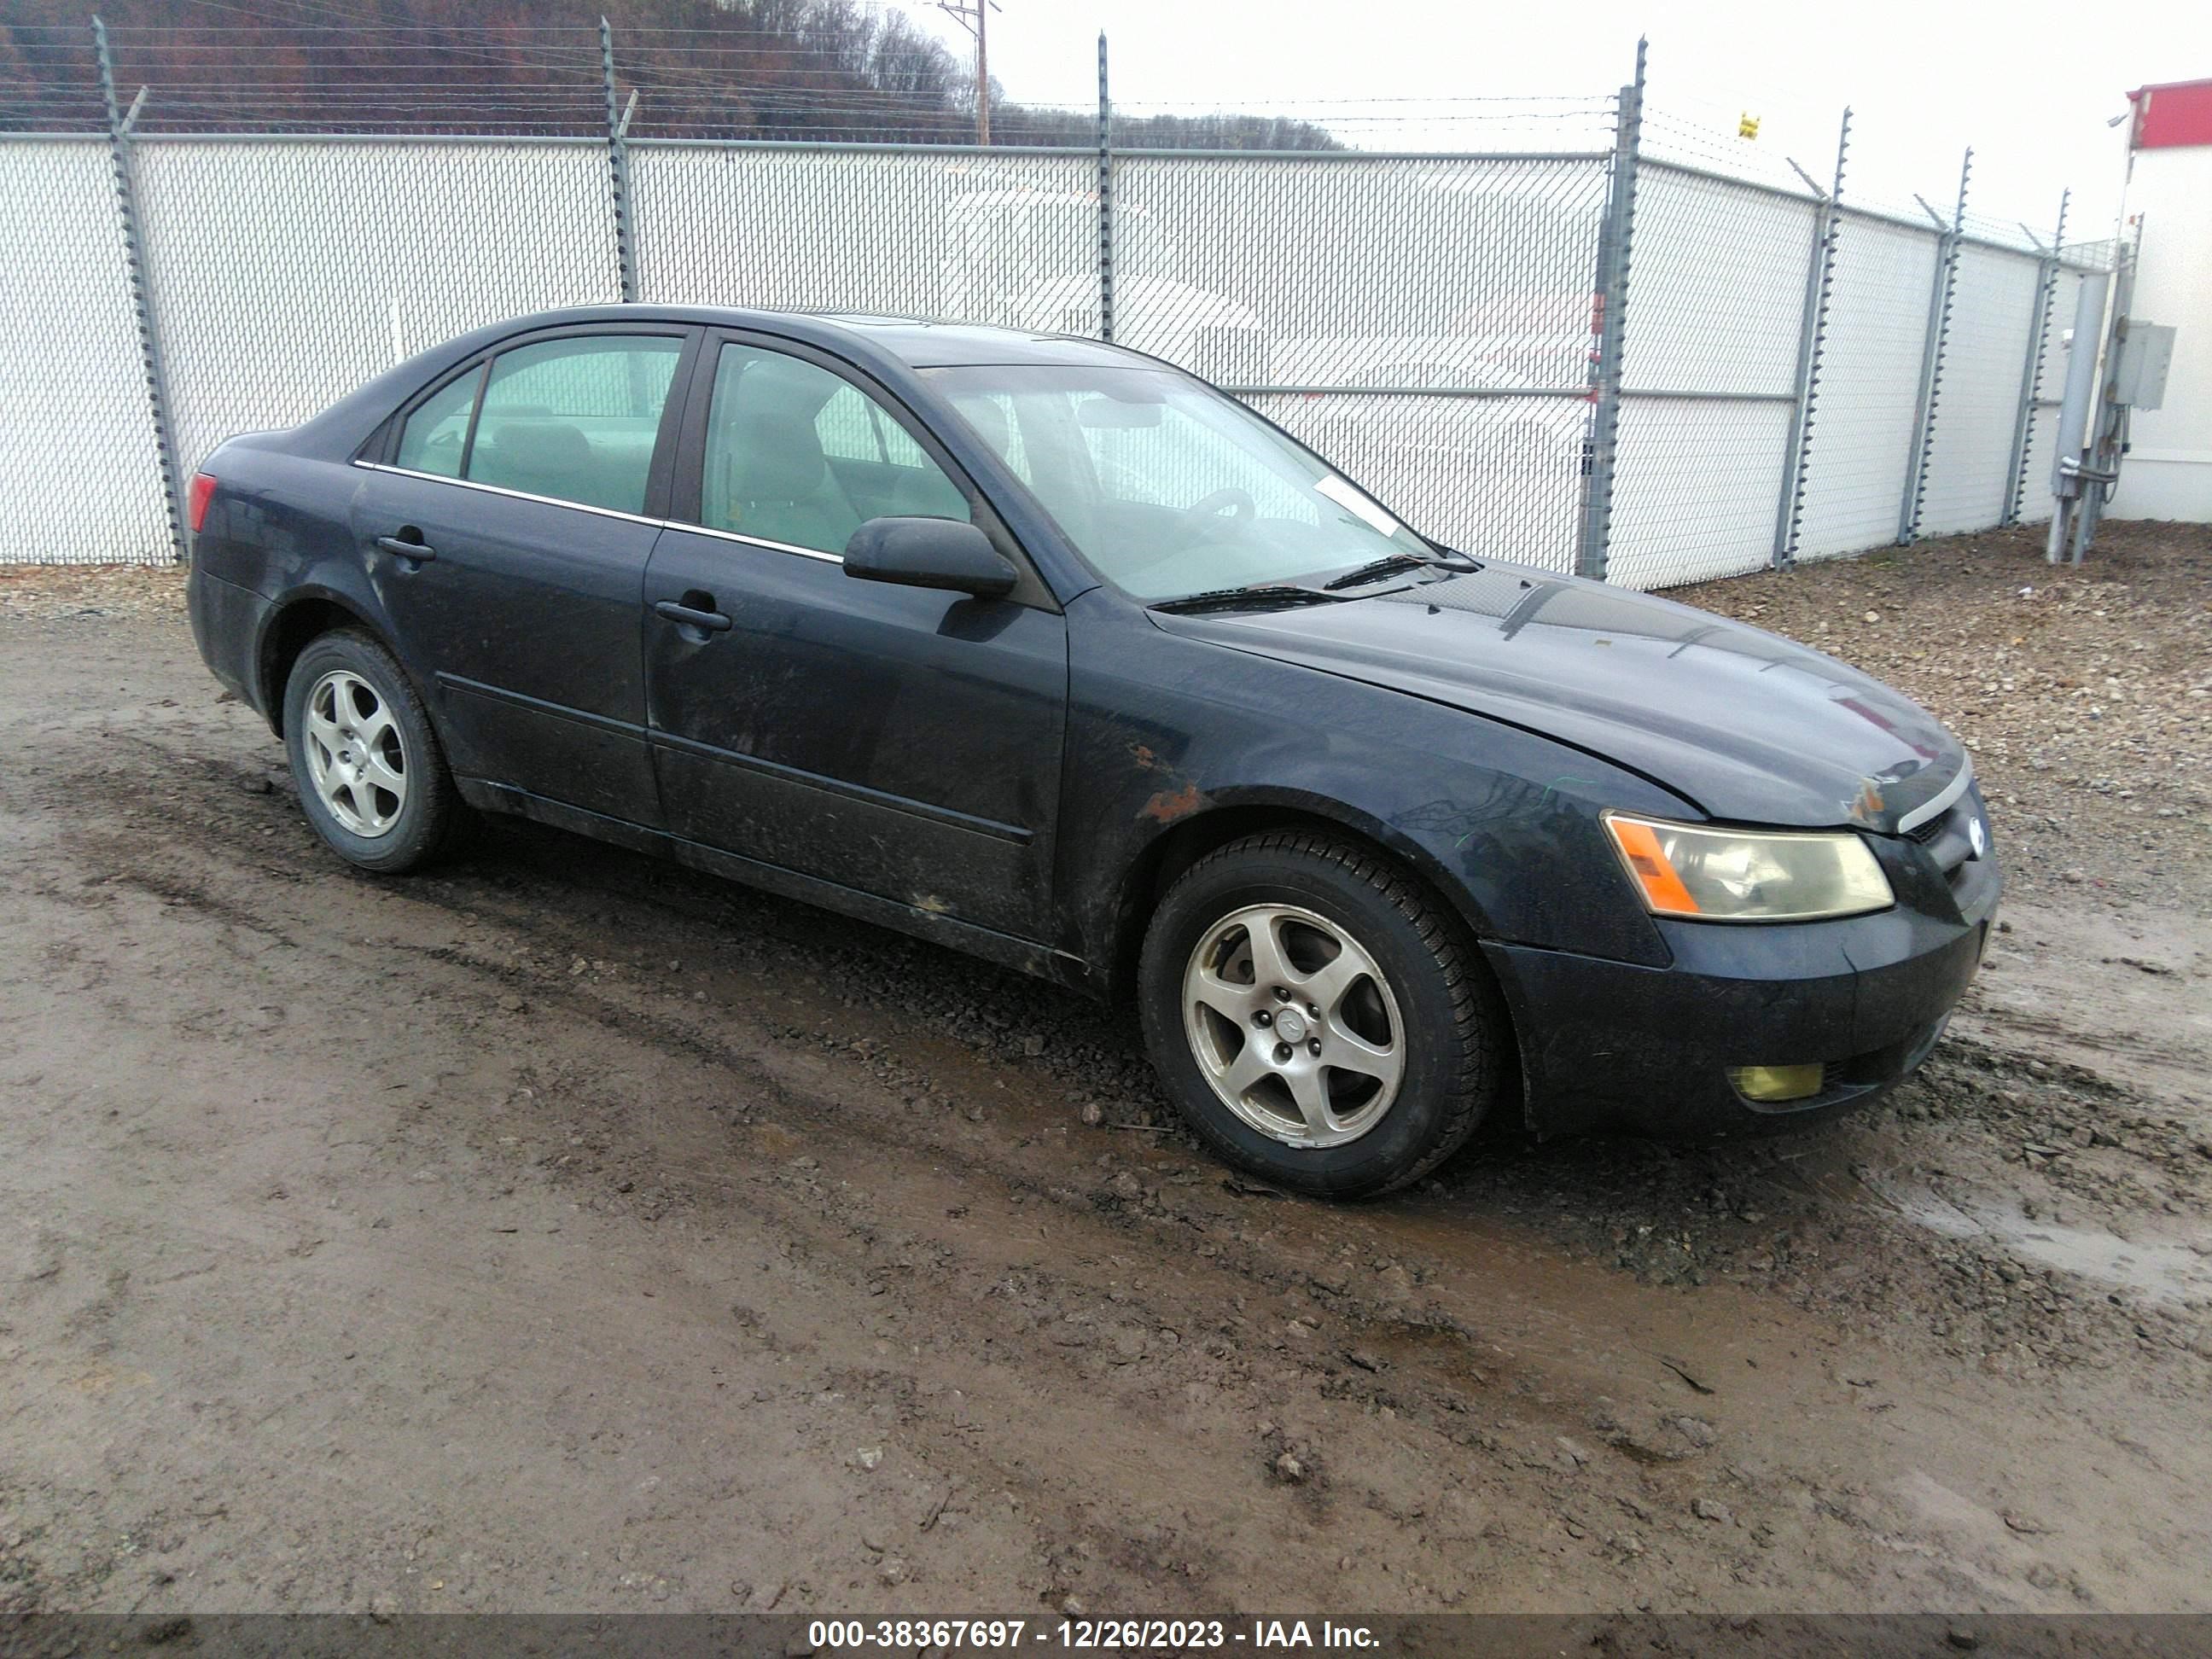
left=2110, top=323, right=2175, bottom=410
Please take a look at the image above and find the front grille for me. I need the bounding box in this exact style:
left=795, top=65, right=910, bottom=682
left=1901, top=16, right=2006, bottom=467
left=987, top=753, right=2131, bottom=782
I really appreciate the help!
left=1907, top=798, right=1982, bottom=884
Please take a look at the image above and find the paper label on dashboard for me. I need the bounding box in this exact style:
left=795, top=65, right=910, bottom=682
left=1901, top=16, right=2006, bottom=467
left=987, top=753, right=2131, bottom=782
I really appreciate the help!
left=1314, top=474, right=1401, bottom=538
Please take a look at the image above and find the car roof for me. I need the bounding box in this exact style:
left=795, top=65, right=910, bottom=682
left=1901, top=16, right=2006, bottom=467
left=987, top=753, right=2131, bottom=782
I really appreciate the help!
left=484, top=305, right=1153, bottom=371
left=275, top=304, right=1170, bottom=464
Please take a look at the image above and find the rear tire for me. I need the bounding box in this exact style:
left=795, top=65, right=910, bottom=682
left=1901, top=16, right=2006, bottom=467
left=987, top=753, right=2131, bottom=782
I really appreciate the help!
left=282, top=629, right=463, bottom=874
left=1138, top=830, right=1503, bottom=1197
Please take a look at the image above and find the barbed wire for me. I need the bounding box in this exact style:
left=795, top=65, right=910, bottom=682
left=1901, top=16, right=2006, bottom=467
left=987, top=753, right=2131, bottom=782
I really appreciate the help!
left=0, top=16, right=2078, bottom=234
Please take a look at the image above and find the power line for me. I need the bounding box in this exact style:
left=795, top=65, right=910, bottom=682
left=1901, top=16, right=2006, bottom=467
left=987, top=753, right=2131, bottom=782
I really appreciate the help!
left=932, top=0, right=998, bottom=144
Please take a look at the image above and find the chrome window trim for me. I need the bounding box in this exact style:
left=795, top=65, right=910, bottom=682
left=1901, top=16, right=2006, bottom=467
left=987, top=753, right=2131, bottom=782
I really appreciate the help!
left=352, top=462, right=665, bottom=529
left=666, top=521, right=844, bottom=565
left=1895, top=757, right=1975, bottom=835
left=351, top=461, right=847, bottom=563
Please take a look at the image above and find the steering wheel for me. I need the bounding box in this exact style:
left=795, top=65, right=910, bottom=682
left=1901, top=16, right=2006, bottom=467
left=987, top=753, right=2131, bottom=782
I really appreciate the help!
left=1112, top=487, right=1261, bottom=589
left=1181, top=487, right=1256, bottom=526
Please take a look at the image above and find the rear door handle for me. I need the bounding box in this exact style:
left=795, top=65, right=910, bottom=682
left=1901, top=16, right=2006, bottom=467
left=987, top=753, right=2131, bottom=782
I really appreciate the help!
left=654, top=598, right=732, bottom=633
left=375, top=534, right=436, bottom=562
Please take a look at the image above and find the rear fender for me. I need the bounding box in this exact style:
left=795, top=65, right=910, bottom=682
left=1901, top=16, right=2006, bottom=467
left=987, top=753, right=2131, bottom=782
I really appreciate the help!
left=250, top=582, right=391, bottom=733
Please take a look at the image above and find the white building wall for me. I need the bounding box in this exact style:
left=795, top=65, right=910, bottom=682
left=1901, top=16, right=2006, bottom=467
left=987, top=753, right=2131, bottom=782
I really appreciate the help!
left=2109, top=142, right=2212, bottom=522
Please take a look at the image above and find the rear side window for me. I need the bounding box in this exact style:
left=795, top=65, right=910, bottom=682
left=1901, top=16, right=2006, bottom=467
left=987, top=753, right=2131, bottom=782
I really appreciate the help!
left=464, top=335, right=683, bottom=515
left=393, top=368, right=480, bottom=479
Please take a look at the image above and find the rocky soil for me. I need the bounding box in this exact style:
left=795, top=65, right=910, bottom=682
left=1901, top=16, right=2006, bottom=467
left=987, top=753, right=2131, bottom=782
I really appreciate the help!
left=1677, top=519, right=2212, bottom=911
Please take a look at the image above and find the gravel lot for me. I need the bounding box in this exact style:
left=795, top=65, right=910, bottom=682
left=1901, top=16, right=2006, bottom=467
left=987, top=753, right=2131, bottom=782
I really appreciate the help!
left=1, top=522, right=2207, bottom=1616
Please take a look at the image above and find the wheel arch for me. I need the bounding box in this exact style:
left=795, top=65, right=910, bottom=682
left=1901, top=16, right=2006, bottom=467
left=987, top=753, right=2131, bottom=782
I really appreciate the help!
left=254, top=588, right=393, bottom=736
left=1103, top=790, right=1504, bottom=1007
left=1106, top=793, right=1528, bottom=1144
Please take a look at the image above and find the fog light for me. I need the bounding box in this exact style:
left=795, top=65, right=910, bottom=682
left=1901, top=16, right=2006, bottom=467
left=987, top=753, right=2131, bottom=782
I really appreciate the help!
left=1729, top=1062, right=1825, bottom=1103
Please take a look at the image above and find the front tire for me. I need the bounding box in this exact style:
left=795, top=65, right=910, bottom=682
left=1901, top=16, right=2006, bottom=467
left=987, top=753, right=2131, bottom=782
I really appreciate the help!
left=1138, top=830, right=1503, bottom=1197
left=282, top=629, right=462, bottom=874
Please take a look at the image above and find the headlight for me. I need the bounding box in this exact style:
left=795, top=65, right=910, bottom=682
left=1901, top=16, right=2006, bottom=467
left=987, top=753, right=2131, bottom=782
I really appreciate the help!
left=1603, top=812, right=1893, bottom=922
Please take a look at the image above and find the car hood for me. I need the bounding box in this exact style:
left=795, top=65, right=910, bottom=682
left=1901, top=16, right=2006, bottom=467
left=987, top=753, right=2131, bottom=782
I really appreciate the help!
left=1152, top=566, right=1965, bottom=833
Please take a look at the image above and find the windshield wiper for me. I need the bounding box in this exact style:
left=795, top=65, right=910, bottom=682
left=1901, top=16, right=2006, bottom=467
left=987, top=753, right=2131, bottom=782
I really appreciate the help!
left=1150, top=584, right=1346, bottom=615
left=1321, top=550, right=1481, bottom=591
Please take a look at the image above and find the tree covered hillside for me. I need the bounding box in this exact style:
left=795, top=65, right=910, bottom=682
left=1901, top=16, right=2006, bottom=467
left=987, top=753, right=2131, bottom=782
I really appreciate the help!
left=0, top=0, right=1341, bottom=147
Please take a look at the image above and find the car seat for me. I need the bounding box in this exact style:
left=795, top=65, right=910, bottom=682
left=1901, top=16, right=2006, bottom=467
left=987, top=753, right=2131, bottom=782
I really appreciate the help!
left=716, top=409, right=864, bottom=554
left=471, top=420, right=601, bottom=506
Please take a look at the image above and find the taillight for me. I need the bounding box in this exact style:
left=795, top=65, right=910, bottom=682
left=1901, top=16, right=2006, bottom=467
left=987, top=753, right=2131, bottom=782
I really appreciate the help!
left=188, top=472, right=218, bottom=535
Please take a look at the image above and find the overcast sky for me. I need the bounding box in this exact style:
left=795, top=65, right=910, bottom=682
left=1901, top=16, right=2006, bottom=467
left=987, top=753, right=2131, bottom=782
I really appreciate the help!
left=903, top=0, right=2212, bottom=237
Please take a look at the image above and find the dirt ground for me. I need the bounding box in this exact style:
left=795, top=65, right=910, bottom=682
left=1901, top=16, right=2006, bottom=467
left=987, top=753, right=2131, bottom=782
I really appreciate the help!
left=1, top=521, right=2208, bottom=1618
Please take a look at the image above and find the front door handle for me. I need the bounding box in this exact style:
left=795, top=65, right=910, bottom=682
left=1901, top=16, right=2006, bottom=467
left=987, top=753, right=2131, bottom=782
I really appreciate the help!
left=375, top=534, right=436, bottom=562
left=654, top=598, right=732, bottom=633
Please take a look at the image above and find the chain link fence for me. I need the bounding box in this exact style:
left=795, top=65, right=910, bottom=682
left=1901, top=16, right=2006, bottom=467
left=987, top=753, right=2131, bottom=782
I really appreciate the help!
left=1918, top=244, right=2043, bottom=537
left=0, top=137, right=171, bottom=564
left=1606, top=162, right=1813, bottom=587
left=1795, top=211, right=1946, bottom=560
left=631, top=142, right=1100, bottom=324
left=0, top=62, right=2112, bottom=587
left=133, top=137, right=623, bottom=480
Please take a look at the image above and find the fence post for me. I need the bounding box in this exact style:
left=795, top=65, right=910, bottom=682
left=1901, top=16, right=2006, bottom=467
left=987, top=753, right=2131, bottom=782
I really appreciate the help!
left=94, top=17, right=186, bottom=565
left=2001, top=189, right=2069, bottom=526
left=1770, top=108, right=1850, bottom=568
left=1898, top=148, right=1970, bottom=544
left=601, top=16, right=639, bottom=302
left=2066, top=230, right=2136, bottom=563
left=1096, top=31, right=1114, bottom=344
left=1575, top=37, right=1644, bottom=583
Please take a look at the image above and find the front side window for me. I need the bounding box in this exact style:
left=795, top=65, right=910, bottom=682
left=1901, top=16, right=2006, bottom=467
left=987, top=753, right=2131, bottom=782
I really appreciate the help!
left=924, top=364, right=1430, bottom=601
left=463, top=335, right=683, bottom=515
left=696, top=344, right=969, bottom=556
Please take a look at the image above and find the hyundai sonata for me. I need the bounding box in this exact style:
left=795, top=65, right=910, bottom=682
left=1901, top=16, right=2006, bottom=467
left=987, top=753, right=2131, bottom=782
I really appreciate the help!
left=186, top=307, right=1998, bottom=1196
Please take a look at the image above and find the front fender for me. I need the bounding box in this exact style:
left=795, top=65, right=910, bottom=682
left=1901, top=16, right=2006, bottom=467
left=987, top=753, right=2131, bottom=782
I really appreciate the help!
left=1058, top=591, right=1691, bottom=975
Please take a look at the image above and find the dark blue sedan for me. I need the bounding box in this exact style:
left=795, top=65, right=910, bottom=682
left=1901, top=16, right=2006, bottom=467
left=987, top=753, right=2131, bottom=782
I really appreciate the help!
left=185, top=306, right=1999, bottom=1196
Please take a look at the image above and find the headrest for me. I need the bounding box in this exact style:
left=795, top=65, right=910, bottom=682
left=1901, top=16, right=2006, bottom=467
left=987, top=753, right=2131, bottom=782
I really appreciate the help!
left=956, top=395, right=1013, bottom=459
left=728, top=410, right=827, bottom=501
left=740, top=352, right=840, bottom=416
left=478, top=420, right=593, bottom=480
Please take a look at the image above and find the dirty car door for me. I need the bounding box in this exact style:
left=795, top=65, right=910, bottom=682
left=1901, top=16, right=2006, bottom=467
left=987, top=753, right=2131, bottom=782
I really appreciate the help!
left=641, top=335, right=1068, bottom=942
left=358, top=327, right=693, bottom=825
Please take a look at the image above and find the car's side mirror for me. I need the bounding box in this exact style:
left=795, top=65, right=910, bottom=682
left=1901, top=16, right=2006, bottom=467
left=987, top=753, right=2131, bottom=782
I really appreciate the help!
left=842, top=516, right=1018, bottom=601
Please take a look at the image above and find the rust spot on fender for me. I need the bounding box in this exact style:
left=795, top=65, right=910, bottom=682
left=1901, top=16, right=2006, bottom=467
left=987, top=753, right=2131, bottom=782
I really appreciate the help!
left=1847, top=777, right=1887, bottom=825
left=1142, top=782, right=1205, bottom=823
left=1126, top=736, right=1205, bottom=821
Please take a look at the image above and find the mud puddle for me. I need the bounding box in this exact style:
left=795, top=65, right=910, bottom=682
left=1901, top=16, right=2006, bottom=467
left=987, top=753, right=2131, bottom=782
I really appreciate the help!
left=1865, top=1170, right=2212, bottom=1306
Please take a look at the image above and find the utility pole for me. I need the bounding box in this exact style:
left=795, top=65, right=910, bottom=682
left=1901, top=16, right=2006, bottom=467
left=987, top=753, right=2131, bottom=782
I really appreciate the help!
left=936, top=0, right=1000, bottom=144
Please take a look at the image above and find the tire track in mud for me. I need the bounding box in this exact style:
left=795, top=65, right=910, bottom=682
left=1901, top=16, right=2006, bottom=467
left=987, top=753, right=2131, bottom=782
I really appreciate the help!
left=8, top=665, right=2212, bottom=1610
left=32, top=722, right=2212, bottom=1366
left=8, top=748, right=1875, bottom=1604
left=56, top=725, right=2212, bottom=1371
left=5, top=828, right=1691, bottom=1609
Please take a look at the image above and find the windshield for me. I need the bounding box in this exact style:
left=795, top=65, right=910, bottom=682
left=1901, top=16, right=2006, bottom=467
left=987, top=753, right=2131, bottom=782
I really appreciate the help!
left=922, top=364, right=1435, bottom=602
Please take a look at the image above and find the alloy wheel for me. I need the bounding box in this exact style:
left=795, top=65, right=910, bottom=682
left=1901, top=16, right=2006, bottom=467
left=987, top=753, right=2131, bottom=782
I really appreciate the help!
left=1181, top=902, right=1406, bottom=1148
left=302, top=668, right=408, bottom=838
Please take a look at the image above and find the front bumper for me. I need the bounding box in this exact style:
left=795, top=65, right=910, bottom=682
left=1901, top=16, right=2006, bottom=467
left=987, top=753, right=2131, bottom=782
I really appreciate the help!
left=1482, top=835, right=2000, bottom=1139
